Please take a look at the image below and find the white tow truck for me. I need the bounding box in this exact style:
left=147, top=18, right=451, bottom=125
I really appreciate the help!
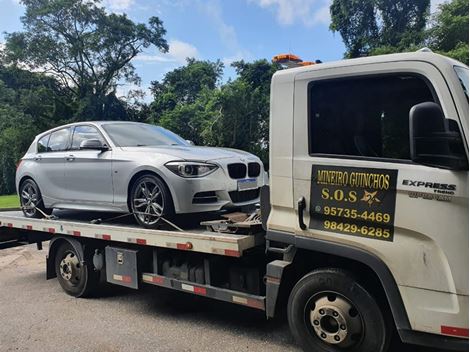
left=0, top=51, right=468, bottom=352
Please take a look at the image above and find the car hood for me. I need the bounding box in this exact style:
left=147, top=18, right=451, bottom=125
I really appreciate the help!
left=120, top=145, right=257, bottom=162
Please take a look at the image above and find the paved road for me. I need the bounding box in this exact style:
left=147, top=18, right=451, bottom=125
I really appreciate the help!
left=0, top=243, right=447, bottom=352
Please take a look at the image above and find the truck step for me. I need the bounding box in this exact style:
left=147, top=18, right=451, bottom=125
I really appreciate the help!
left=142, top=272, right=265, bottom=311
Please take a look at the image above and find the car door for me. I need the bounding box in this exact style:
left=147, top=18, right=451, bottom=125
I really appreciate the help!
left=33, top=127, right=71, bottom=205
left=64, top=125, right=114, bottom=205
left=292, top=60, right=468, bottom=301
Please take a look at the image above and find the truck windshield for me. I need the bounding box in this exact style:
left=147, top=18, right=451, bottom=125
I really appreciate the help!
left=454, top=66, right=469, bottom=100
left=102, top=123, right=189, bottom=147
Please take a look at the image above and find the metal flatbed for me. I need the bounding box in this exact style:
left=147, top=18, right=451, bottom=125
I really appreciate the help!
left=0, top=210, right=263, bottom=257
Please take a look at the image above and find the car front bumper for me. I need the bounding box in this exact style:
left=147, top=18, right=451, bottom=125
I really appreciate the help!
left=163, top=160, right=268, bottom=214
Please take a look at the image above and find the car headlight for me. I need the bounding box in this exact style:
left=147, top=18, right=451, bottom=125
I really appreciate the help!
left=165, top=161, right=218, bottom=178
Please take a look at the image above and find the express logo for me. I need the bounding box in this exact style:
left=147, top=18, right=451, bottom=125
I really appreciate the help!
left=402, top=180, right=456, bottom=195
left=360, top=190, right=381, bottom=207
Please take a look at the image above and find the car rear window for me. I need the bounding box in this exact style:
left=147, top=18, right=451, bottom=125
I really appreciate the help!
left=48, top=128, right=71, bottom=152
left=37, top=134, right=50, bottom=153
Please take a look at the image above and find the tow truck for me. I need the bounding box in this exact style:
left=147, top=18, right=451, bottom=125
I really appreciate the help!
left=0, top=50, right=468, bottom=352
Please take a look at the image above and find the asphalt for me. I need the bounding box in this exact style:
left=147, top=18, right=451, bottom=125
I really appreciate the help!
left=0, top=243, right=449, bottom=352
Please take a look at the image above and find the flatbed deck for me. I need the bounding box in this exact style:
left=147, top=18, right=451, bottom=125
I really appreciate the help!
left=0, top=210, right=263, bottom=257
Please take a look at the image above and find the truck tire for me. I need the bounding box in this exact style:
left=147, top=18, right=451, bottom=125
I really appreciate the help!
left=287, top=268, right=390, bottom=352
left=54, top=242, right=98, bottom=298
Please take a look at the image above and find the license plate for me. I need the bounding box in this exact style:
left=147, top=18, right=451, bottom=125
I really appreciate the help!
left=237, top=178, right=258, bottom=191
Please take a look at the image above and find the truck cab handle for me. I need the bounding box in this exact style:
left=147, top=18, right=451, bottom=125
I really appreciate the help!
left=297, top=197, right=307, bottom=230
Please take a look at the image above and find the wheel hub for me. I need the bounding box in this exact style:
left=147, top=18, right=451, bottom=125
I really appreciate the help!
left=59, top=253, right=80, bottom=284
left=310, top=294, right=362, bottom=347
left=133, top=180, right=164, bottom=226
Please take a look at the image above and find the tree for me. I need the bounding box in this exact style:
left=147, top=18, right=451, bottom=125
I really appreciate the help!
left=427, top=0, right=469, bottom=64
left=330, top=0, right=430, bottom=58
left=149, top=58, right=224, bottom=142
left=329, top=0, right=379, bottom=58
left=150, top=58, right=223, bottom=116
left=4, top=0, right=168, bottom=119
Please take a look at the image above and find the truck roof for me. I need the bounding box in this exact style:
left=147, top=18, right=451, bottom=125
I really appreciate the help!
left=273, top=51, right=467, bottom=79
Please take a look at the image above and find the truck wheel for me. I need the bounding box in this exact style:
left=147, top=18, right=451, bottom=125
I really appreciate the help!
left=287, top=268, right=390, bottom=352
left=54, top=242, right=98, bottom=298
left=19, top=179, right=52, bottom=218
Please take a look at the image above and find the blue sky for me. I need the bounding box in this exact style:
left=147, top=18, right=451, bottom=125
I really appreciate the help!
left=0, top=0, right=447, bottom=100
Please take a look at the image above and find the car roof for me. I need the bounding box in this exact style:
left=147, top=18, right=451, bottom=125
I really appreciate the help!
left=36, top=121, right=150, bottom=139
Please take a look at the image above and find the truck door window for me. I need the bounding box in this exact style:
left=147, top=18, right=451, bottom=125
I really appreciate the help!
left=308, top=75, right=437, bottom=161
left=454, top=66, right=468, bottom=100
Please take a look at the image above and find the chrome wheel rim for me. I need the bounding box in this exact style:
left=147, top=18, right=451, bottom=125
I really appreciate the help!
left=59, top=252, right=81, bottom=286
left=308, top=292, right=363, bottom=348
left=133, top=180, right=164, bottom=225
left=21, top=183, right=39, bottom=217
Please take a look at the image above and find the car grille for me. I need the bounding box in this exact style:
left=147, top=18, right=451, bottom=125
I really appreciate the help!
left=192, top=191, right=218, bottom=204
left=227, top=163, right=247, bottom=179
left=248, top=162, right=261, bottom=177
left=229, top=189, right=260, bottom=203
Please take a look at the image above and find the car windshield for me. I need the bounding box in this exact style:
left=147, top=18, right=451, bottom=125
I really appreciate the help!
left=102, top=123, right=189, bottom=147
left=454, top=66, right=469, bottom=100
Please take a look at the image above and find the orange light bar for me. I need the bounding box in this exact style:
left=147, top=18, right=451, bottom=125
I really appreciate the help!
left=298, top=61, right=316, bottom=66
left=272, top=53, right=302, bottom=63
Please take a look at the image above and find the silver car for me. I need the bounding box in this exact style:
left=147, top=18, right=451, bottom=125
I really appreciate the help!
left=16, top=121, right=267, bottom=228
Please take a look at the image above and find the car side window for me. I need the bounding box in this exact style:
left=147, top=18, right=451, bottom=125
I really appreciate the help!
left=48, top=128, right=71, bottom=152
left=37, top=134, right=50, bottom=153
left=308, top=74, right=438, bottom=161
left=71, top=125, right=105, bottom=150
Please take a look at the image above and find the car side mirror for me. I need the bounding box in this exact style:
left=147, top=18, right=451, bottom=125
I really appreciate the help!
left=186, top=140, right=195, bottom=146
left=409, top=102, right=467, bottom=170
left=80, top=139, right=108, bottom=151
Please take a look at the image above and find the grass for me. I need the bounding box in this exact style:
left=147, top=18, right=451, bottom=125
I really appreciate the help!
left=0, top=194, right=20, bottom=209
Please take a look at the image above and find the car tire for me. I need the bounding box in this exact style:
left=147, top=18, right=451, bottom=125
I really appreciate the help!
left=130, top=174, right=174, bottom=229
left=287, top=268, right=391, bottom=352
left=19, top=178, right=53, bottom=218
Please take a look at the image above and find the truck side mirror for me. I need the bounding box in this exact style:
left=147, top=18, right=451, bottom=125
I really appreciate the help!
left=409, top=102, right=467, bottom=170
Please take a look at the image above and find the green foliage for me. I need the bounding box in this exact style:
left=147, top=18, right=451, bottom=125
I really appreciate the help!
left=330, top=0, right=379, bottom=58
left=4, top=0, right=168, bottom=120
left=330, top=0, right=430, bottom=58
left=150, top=59, right=278, bottom=165
left=0, top=66, right=64, bottom=194
left=427, top=0, right=469, bottom=64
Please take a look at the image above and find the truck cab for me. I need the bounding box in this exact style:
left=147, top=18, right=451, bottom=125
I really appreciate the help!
left=267, top=51, right=468, bottom=351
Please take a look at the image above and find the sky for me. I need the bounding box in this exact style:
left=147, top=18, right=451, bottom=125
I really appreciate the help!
left=0, top=0, right=448, bottom=100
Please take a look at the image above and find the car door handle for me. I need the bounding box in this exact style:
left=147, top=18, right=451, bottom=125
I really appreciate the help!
left=34, top=156, right=42, bottom=161
left=297, top=197, right=307, bottom=230
left=65, top=155, right=75, bottom=162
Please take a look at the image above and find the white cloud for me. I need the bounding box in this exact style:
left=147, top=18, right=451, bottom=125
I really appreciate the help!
left=249, top=0, right=332, bottom=27
left=200, top=0, right=252, bottom=62
left=168, top=40, right=199, bottom=63
left=431, top=0, right=448, bottom=13
left=134, top=39, right=199, bottom=65
left=103, top=0, right=135, bottom=12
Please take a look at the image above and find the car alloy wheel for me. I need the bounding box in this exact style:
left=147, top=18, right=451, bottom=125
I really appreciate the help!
left=131, top=176, right=167, bottom=227
left=19, top=179, right=51, bottom=218
left=20, top=181, right=40, bottom=217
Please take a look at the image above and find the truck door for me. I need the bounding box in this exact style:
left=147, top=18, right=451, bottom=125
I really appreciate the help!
left=292, top=61, right=468, bottom=334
